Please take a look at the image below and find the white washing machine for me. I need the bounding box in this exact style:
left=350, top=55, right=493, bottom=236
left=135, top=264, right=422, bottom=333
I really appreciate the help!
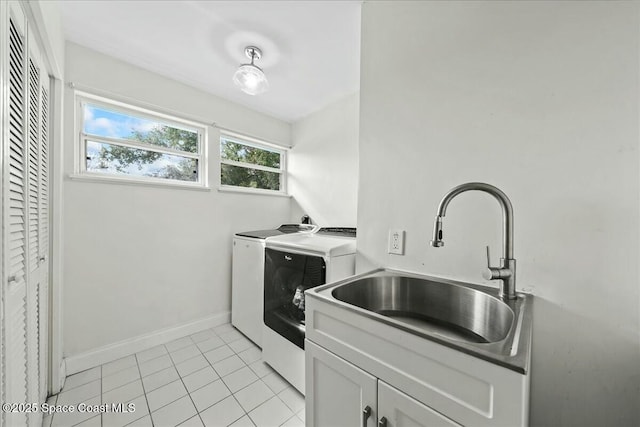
left=262, top=228, right=356, bottom=393
left=231, top=224, right=316, bottom=347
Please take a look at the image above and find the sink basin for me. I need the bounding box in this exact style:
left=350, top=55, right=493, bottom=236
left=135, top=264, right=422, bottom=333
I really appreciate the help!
left=307, top=268, right=533, bottom=373
left=331, top=275, right=514, bottom=344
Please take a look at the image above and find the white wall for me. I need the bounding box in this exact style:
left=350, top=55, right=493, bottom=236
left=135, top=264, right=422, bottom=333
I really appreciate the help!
left=27, top=0, right=65, bottom=78
left=63, top=43, right=291, bottom=357
left=358, top=2, right=639, bottom=426
left=289, top=92, right=359, bottom=226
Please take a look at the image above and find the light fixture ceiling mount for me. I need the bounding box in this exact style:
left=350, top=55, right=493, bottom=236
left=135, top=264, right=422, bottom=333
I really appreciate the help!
left=244, top=46, right=262, bottom=61
left=233, top=45, right=269, bottom=96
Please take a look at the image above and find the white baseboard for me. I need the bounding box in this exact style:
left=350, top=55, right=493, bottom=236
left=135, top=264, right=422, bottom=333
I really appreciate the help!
left=64, top=311, right=231, bottom=376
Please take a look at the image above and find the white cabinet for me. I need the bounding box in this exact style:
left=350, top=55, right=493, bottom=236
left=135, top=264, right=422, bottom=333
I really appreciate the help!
left=306, top=340, right=461, bottom=427
left=305, top=294, right=530, bottom=426
left=306, top=340, right=377, bottom=427
left=231, top=236, right=264, bottom=346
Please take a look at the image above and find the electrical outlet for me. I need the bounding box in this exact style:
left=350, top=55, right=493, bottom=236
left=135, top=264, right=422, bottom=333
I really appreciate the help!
left=388, top=229, right=405, bottom=255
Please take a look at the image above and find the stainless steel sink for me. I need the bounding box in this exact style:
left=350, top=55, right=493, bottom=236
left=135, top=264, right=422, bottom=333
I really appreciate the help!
left=331, top=275, right=514, bottom=344
left=308, top=268, right=533, bottom=373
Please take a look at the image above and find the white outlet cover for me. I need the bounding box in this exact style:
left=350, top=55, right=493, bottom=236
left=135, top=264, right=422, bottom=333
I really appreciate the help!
left=388, top=229, right=405, bottom=255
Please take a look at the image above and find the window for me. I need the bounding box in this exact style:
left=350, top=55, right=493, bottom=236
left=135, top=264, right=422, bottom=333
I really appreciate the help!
left=76, top=92, right=207, bottom=188
left=220, top=132, right=286, bottom=193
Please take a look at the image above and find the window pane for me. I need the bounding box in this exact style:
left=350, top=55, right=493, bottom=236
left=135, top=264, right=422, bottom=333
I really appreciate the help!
left=221, top=163, right=281, bottom=190
left=86, top=141, right=198, bottom=182
left=83, top=104, right=198, bottom=154
left=220, top=139, right=281, bottom=168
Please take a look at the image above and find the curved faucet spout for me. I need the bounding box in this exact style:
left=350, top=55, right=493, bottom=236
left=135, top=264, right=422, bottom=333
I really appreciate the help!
left=432, top=182, right=514, bottom=259
left=430, top=182, right=517, bottom=300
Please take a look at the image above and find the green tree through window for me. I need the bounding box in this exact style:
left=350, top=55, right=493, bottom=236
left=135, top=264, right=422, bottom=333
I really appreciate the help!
left=80, top=98, right=205, bottom=186
left=94, top=126, right=199, bottom=181
left=220, top=138, right=284, bottom=191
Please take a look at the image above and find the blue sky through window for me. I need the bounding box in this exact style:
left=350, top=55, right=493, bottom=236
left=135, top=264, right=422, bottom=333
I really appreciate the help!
left=83, top=103, right=200, bottom=182
left=83, top=103, right=198, bottom=155
left=83, top=104, right=172, bottom=138
left=83, top=104, right=161, bottom=139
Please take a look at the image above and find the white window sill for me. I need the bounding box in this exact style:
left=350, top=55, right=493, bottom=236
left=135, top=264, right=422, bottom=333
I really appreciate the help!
left=218, top=185, right=290, bottom=198
left=67, top=173, right=211, bottom=192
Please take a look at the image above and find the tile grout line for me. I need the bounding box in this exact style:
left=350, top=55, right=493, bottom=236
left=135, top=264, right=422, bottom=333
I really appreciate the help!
left=65, top=377, right=103, bottom=427
left=167, top=344, right=207, bottom=372
left=56, top=366, right=101, bottom=394
left=172, top=347, right=207, bottom=427
left=70, top=413, right=100, bottom=427
left=189, top=329, right=242, bottom=419
left=227, top=374, right=261, bottom=419
left=100, top=356, right=139, bottom=379
left=140, top=329, right=228, bottom=425
left=217, top=345, right=261, bottom=426
left=143, top=379, right=191, bottom=422
left=184, top=328, right=252, bottom=426
left=178, top=365, right=216, bottom=395
left=148, top=332, right=218, bottom=425
left=213, top=334, right=306, bottom=423
left=179, top=327, right=233, bottom=425
left=49, top=389, right=58, bottom=427
left=166, top=326, right=213, bottom=427
left=253, top=373, right=304, bottom=426
left=223, top=386, right=249, bottom=427
left=136, top=346, right=171, bottom=366
left=130, top=349, right=155, bottom=427
left=102, top=374, right=141, bottom=397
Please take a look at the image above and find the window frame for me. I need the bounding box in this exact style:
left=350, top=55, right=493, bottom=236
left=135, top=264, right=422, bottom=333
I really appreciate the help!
left=219, top=131, right=288, bottom=195
left=74, top=91, right=209, bottom=189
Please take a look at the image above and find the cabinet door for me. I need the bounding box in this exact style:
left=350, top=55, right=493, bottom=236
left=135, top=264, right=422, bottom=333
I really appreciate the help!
left=231, top=237, right=264, bottom=346
left=306, top=340, right=377, bottom=427
left=378, top=381, right=461, bottom=427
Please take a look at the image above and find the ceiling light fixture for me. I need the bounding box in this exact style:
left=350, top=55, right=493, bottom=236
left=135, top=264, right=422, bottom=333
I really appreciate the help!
left=233, top=46, right=269, bottom=96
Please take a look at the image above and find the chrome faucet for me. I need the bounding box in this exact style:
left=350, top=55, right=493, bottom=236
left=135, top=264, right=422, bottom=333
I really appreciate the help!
left=430, top=182, right=517, bottom=300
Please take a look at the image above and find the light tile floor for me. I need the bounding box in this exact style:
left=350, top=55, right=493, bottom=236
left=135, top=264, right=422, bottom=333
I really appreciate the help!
left=43, top=324, right=305, bottom=427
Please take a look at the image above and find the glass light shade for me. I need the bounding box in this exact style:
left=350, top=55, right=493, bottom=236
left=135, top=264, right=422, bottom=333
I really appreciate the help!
left=233, top=64, right=269, bottom=95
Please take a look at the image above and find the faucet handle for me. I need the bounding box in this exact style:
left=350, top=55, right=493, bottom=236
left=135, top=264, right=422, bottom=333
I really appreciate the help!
left=482, top=245, right=500, bottom=280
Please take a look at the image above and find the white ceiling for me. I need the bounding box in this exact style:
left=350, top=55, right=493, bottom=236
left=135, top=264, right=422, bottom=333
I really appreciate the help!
left=60, top=1, right=361, bottom=123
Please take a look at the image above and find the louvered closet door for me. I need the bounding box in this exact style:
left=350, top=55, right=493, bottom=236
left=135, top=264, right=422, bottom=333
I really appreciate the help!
left=25, top=30, right=49, bottom=426
left=26, top=44, right=41, bottom=427
left=5, top=4, right=30, bottom=427
left=38, top=69, right=50, bottom=405
left=2, top=2, right=50, bottom=426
